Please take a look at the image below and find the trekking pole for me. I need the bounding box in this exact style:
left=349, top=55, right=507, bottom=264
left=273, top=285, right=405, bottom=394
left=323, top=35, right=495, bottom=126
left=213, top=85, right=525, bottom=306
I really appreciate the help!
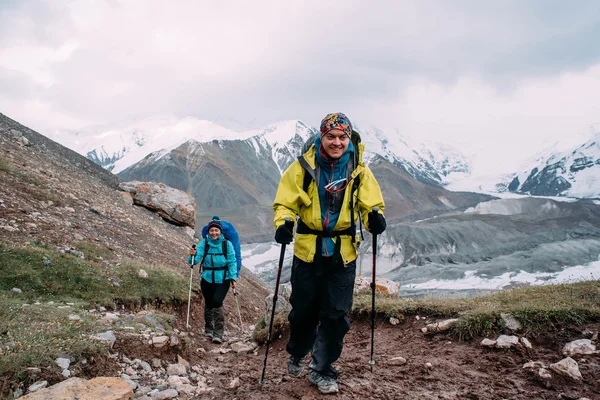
left=186, top=244, right=196, bottom=329
left=260, top=217, right=293, bottom=385
left=232, top=286, right=244, bottom=332
left=369, top=207, right=379, bottom=372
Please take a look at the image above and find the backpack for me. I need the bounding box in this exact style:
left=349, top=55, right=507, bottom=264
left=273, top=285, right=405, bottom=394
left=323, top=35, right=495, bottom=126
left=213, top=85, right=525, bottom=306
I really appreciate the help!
left=201, top=217, right=242, bottom=274
left=298, top=131, right=364, bottom=243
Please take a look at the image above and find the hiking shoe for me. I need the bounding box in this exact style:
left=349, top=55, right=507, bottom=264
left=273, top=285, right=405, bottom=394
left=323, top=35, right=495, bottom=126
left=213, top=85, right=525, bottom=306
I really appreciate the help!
left=287, top=356, right=305, bottom=378
left=212, top=335, right=223, bottom=344
left=205, top=330, right=214, bottom=340
left=308, top=370, right=339, bottom=394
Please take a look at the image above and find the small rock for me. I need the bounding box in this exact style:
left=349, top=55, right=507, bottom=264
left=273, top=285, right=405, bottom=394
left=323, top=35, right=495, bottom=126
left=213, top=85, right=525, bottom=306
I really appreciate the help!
left=520, top=337, right=533, bottom=349
left=500, top=313, right=522, bottom=331
left=230, top=342, right=255, bottom=353
left=481, top=338, right=496, bottom=348
left=549, top=357, right=582, bottom=381
left=496, top=335, right=519, bottom=349
left=138, top=269, right=149, bottom=278
left=92, top=331, right=116, bottom=348
left=177, top=355, right=190, bottom=370
left=125, top=379, right=137, bottom=390
left=538, top=367, right=552, bottom=379
left=170, top=335, right=179, bottom=347
left=523, top=361, right=546, bottom=369
left=152, top=358, right=162, bottom=368
left=425, top=319, right=458, bottom=333
left=61, top=369, right=71, bottom=378
left=167, top=363, right=187, bottom=376
left=11, top=288, right=22, bottom=294
left=389, top=317, right=400, bottom=325
left=562, top=339, right=597, bottom=356
left=217, top=356, right=225, bottom=362
left=229, top=377, right=240, bottom=389
left=140, top=361, right=152, bottom=372
left=68, top=314, right=81, bottom=321
left=149, top=388, right=179, bottom=400
left=27, top=380, right=48, bottom=393
left=55, top=358, right=70, bottom=370
left=389, top=356, right=407, bottom=366
left=152, top=336, right=170, bottom=348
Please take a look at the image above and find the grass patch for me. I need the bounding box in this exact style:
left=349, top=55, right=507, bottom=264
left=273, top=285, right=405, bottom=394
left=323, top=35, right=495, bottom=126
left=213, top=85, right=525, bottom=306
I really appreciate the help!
left=0, top=293, right=105, bottom=382
left=252, top=281, right=600, bottom=344
left=0, top=245, right=189, bottom=306
left=0, top=155, right=9, bottom=173
left=28, top=188, right=61, bottom=205
left=0, top=245, right=191, bottom=394
left=352, top=280, right=600, bottom=340
left=252, top=312, right=290, bottom=345
left=73, top=241, right=114, bottom=261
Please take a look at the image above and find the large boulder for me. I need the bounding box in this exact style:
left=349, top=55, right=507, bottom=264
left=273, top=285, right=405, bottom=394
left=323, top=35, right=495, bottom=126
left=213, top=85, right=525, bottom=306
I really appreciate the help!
left=21, top=377, right=133, bottom=400
left=119, top=181, right=196, bottom=228
left=354, top=275, right=400, bottom=297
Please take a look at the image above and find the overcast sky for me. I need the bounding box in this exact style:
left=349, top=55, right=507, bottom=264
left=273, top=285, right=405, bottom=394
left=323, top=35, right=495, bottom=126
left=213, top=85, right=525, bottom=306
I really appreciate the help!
left=1, top=0, right=600, bottom=174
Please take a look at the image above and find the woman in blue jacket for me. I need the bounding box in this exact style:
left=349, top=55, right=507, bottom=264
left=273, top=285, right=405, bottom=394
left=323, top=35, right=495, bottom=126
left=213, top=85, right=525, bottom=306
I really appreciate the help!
left=188, top=219, right=238, bottom=343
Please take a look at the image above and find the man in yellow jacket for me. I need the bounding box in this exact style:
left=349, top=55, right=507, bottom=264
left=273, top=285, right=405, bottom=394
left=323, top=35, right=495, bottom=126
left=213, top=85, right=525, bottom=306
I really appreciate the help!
left=273, top=112, right=386, bottom=394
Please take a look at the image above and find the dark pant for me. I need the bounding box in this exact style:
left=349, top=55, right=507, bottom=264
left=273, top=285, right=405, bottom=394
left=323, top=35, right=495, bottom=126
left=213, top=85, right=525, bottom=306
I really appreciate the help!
left=286, top=256, right=356, bottom=379
left=200, top=278, right=230, bottom=309
left=201, top=279, right=230, bottom=337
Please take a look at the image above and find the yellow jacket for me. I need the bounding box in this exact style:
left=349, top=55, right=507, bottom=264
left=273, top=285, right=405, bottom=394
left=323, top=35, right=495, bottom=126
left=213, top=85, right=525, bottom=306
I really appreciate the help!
left=273, top=141, right=385, bottom=264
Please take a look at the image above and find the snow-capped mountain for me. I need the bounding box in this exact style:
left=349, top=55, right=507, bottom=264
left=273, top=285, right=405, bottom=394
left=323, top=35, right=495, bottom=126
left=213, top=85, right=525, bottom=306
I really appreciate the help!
left=49, top=115, right=254, bottom=173
left=48, top=116, right=471, bottom=186
left=508, top=129, right=600, bottom=198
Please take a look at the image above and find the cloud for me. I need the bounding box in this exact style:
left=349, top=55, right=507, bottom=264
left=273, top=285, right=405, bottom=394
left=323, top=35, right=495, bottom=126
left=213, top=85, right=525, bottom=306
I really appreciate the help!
left=1, top=0, right=600, bottom=174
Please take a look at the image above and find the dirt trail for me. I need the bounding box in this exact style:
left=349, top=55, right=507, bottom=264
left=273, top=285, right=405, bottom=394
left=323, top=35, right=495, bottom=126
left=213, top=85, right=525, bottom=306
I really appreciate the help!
left=118, top=303, right=600, bottom=400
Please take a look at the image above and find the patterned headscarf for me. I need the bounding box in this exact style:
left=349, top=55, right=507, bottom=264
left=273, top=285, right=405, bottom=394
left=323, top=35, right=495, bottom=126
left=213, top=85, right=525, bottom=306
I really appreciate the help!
left=319, top=112, right=353, bottom=138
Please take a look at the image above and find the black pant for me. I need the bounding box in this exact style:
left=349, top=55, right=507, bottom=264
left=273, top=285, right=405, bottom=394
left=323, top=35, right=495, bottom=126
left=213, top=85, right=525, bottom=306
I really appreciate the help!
left=286, top=255, right=356, bottom=379
left=200, top=278, right=230, bottom=309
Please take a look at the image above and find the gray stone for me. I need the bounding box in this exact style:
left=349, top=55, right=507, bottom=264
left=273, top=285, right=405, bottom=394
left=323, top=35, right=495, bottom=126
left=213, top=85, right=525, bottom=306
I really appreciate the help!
left=520, top=337, right=533, bottom=349
left=500, top=313, right=522, bottom=331
left=149, top=388, right=179, bottom=400
left=27, top=381, right=48, bottom=393
left=549, top=357, right=582, bottom=381
left=11, top=288, right=22, bottom=294
left=425, top=318, right=459, bottom=333
left=496, top=335, right=519, bottom=349
left=389, top=356, right=407, bottom=366
left=55, top=357, right=70, bottom=370
left=152, top=336, right=169, bottom=348
left=562, top=339, right=597, bottom=356
left=166, top=363, right=187, bottom=376
left=92, top=330, right=117, bottom=348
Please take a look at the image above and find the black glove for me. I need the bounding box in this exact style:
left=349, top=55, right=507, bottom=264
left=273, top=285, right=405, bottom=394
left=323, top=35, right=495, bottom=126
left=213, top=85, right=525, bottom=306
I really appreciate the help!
left=368, top=211, right=386, bottom=235
left=275, top=223, right=294, bottom=244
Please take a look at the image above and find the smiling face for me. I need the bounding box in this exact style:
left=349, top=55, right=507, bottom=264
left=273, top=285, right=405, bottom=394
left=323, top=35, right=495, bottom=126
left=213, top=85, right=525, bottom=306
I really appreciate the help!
left=321, top=129, right=350, bottom=159
left=208, top=227, right=221, bottom=239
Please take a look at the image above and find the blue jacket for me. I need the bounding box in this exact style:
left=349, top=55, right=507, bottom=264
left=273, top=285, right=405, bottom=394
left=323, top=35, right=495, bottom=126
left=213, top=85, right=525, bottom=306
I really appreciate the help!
left=201, top=220, right=242, bottom=275
left=188, top=234, right=238, bottom=284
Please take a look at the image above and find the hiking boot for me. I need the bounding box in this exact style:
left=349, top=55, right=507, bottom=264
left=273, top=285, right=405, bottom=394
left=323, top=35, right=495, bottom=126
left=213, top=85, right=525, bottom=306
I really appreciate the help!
left=204, top=308, right=215, bottom=339
left=308, top=370, right=339, bottom=394
left=287, top=355, right=305, bottom=378
left=213, top=306, right=225, bottom=341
